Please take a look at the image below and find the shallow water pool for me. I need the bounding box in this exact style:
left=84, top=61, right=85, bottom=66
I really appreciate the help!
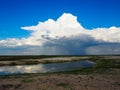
left=0, top=60, right=96, bottom=76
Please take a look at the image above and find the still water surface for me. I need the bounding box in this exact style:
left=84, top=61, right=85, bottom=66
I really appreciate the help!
left=0, top=60, right=96, bottom=76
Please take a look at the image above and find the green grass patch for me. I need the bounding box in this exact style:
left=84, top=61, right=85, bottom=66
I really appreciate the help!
left=22, top=79, right=34, bottom=83
left=56, top=83, right=74, bottom=90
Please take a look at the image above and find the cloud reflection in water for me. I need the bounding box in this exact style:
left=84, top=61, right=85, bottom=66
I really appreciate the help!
left=0, top=60, right=96, bottom=75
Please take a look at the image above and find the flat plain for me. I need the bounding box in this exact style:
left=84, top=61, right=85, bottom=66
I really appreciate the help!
left=0, top=55, right=120, bottom=90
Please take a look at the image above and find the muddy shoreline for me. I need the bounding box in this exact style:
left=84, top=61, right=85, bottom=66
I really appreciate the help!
left=0, top=56, right=89, bottom=66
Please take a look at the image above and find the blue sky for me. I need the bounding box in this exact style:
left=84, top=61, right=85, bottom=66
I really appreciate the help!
left=0, top=0, right=120, bottom=55
left=0, top=0, right=120, bottom=39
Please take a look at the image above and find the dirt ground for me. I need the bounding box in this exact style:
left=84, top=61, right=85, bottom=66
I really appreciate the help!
left=0, top=74, right=120, bottom=90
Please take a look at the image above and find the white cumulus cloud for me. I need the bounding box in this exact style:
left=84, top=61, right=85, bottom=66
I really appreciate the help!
left=0, top=13, right=120, bottom=55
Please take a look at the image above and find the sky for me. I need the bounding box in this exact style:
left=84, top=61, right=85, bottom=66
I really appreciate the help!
left=0, top=0, right=120, bottom=55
